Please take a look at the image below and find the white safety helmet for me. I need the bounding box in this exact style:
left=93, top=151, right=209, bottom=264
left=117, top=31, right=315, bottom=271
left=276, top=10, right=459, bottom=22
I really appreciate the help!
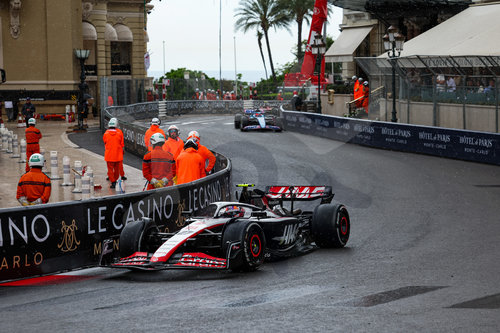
left=167, top=125, right=179, bottom=134
left=108, top=117, right=118, bottom=128
left=358, top=77, right=363, bottom=82
left=28, top=118, right=36, bottom=126
left=151, top=117, right=161, bottom=126
left=187, top=130, right=200, bottom=142
left=352, top=75, right=357, bottom=80
left=150, top=133, right=166, bottom=146
left=28, top=153, right=44, bottom=167
left=184, top=138, right=198, bottom=150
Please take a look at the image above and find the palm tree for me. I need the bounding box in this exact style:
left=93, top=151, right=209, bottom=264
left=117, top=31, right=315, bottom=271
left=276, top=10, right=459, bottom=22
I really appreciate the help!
left=257, top=30, right=268, bottom=80
left=278, top=0, right=315, bottom=61
left=235, top=0, right=289, bottom=79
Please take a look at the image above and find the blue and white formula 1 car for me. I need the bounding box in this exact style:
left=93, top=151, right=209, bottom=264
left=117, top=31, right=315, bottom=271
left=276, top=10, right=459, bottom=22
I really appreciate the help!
left=234, top=107, right=283, bottom=132
left=99, top=185, right=350, bottom=272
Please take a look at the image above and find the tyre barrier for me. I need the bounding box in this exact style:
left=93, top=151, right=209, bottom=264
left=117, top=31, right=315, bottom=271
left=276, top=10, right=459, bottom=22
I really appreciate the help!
left=0, top=155, right=231, bottom=282
left=281, top=108, right=500, bottom=166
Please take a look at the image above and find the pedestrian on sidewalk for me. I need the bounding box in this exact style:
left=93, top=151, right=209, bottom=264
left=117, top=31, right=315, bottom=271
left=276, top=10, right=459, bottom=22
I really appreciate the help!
left=25, top=117, right=42, bottom=172
left=22, top=97, right=36, bottom=127
left=103, top=118, right=124, bottom=188
left=17, top=153, right=51, bottom=206
left=142, top=133, right=176, bottom=190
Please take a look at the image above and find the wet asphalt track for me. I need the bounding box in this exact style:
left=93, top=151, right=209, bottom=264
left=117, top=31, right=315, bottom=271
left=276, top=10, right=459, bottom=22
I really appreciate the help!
left=1, top=115, right=500, bottom=332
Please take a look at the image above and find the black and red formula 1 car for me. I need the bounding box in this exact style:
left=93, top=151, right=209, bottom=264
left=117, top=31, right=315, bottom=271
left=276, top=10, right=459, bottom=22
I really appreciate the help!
left=99, top=185, right=350, bottom=272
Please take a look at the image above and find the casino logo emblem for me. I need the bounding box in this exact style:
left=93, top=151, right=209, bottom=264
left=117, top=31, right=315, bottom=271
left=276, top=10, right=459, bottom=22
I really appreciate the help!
left=57, top=220, right=80, bottom=252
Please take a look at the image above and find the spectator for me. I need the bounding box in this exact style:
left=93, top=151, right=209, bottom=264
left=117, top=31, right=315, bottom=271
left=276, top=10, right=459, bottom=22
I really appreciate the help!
left=484, top=79, right=495, bottom=94
left=17, top=153, right=51, bottom=206
left=103, top=118, right=124, bottom=188
left=290, top=90, right=303, bottom=111
left=21, top=97, right=36, bottom=126
left=446, top=76, right=456, bottom=92
left=142, top=133, right=176, bottom=190
left=176, top=138, right=205, bottom=185
left=436, top=74, right=446, bottom=92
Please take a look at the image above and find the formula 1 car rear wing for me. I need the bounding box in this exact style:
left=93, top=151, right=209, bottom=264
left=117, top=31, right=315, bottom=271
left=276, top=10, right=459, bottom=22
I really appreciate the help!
left=265, top=186, right=333, bottom=203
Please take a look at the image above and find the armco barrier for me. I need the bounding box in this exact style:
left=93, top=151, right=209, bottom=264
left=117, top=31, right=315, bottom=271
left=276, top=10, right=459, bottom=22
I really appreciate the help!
left=0, top=163, right=231, bottom=282
left=282, top=109, right=500, bottom=165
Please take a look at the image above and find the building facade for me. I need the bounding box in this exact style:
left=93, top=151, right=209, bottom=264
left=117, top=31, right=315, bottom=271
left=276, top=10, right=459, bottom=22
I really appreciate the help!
left=0, top=0, right=152, bottom=115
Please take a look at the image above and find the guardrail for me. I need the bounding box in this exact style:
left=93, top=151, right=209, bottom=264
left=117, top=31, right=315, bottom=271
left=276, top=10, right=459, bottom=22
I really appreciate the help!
left=0, top=104, right=234, bottom=282
left=281, top=107, right=500, bottom=166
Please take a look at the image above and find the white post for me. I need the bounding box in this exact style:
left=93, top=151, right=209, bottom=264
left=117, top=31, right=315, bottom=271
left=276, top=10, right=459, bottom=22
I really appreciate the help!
left=40, top=148, right=48, bottom=172
left=7, top=130, right=13, bottom=153
left=11, top=134, right=20, bottom=158
left=65, top=105, right=70, bottom=123
left=50, top=151, right=61, bottom=179
left=81, top=175, right=90, bottom=200
left=61, top=156, right=72, bottom=186
left=72, top=160, right=82, bottom=193
left=19, top=139, right=26, bottom=163
left=1, top=128, right=7, bottom=152
left=86, top=166, right=94, bottom=197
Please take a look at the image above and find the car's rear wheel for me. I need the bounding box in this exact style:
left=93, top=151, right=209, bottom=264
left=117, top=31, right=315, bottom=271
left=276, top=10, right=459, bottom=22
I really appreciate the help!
left=119, top=218, right=158, bottom=258
left=311, top=204, right=350, bottom=248
left=240, top=115, right=249, bottom=131
left=234, top=114, right=242, bottom=129
left=223, top=221, right=266, bottom=271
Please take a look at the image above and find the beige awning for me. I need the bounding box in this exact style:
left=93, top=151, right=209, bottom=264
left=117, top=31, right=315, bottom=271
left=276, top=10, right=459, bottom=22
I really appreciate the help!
left=82, top=22, right=97, bottom=41
left=115, top=24, right=133, bottom=42
left=379, top=3, right=500, bottom=58
left=325, top=25, right=373, bottom=63
left=105, top=23, right=118, bottom=41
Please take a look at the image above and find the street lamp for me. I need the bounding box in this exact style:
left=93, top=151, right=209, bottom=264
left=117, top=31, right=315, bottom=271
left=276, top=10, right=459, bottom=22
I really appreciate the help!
left=311, top=34, right=326, bottom=114
left=74, top=49, right=90, bottom=130
left=383, top=26, right=405, bottom=122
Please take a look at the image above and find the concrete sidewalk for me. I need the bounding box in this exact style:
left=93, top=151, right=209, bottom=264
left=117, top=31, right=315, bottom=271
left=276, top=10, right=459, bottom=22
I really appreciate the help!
left=0, top=118, right=145, bottom=209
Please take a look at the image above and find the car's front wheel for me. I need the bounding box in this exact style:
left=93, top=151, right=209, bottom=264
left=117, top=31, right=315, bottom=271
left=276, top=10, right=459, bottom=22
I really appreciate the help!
left=240, top=115, right=249, bottom=131
left=311, top=204, right=350, bottom=248
left=234, top=114, right=242, bottom=129
left=119, top=218, right=158, bottom=258
left=223, top=221, right=266, bottom=271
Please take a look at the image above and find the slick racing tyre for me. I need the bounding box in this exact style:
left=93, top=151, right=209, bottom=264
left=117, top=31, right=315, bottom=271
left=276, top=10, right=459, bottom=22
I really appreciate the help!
left=234, top=114, right=242, bottom=129
left=240, top=115, right=249, bottom=131
left=119, top=218, right=158, bottom=258
left=223, top=221, right=266, bottom=271
left=312, top=203, right=350, bottom=248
